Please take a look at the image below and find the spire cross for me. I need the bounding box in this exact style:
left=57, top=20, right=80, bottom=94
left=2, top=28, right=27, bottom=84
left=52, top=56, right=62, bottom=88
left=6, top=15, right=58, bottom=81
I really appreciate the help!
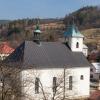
left=72, top=16, right=75, bottom=25
left=36, top=18, right=40, bottom=30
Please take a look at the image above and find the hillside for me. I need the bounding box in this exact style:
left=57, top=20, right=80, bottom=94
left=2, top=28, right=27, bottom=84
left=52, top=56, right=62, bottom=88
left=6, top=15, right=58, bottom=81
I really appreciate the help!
left=81, top=28, right=100, bottom=51
left=64, top=6, right=100, bottom=30
left=77, top=27, right=100, bottom=51
left=0, top=6, right=100, bottom=51
left=0, top=18, right=64, bottom=42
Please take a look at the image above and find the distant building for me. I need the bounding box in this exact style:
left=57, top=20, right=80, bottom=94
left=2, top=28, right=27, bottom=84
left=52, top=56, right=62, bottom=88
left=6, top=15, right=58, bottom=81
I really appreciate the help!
left=88, top=50, right=100, bottom=62
left=90, top=62, right=100, bottom=81
left=3, top=24, right=91, bottom=100
left=0, top=42, right=14, bottom=60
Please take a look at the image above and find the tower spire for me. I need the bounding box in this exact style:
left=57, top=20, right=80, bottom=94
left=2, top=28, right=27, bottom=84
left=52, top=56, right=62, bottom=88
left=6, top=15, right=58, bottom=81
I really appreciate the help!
left=35, top=18, right=40, bottom=30
left=72, top=16, right=75, bottom=25
left=33, top=18, right=41, bottom=44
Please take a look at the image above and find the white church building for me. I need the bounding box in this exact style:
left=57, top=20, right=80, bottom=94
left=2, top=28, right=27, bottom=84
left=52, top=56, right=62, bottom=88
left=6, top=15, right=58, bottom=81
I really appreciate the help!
left=3, top=23, right=92, bottom=100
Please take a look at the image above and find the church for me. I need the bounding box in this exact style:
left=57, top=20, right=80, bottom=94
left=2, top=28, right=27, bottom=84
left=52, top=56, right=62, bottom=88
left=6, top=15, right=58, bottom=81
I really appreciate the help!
left=3, top=22, right=92, bottom=100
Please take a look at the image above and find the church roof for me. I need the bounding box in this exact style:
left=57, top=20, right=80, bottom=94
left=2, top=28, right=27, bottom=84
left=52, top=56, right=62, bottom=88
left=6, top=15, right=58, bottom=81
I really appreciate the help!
left=3, top=41, right=91, bottom=69
left=64, top=25, right=84, bottom=38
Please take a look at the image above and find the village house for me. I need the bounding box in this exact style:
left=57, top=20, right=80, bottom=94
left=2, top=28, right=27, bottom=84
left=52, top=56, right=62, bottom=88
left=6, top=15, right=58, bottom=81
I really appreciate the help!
left=87, top=50, right=100, bottom=82
left=90, top=62, right=100, bottom=81
left=0, top=42, right=14, bottom=60
left=3, top=23, right=92, bottom=100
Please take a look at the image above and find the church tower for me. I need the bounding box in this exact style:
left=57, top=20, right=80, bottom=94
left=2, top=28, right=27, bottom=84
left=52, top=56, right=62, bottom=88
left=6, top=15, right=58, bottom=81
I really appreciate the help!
left=64, top=24, right=84, bottom=52
left=33, top=19, right=41, bottom=44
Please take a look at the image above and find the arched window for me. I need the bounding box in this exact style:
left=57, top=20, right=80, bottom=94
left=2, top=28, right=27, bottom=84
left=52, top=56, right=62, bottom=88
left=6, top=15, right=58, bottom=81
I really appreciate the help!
left=69, top=76, right=73, bottom=90
left=80, top=75, right=84, bottom=80
left=35, top=77, right=39, bottom=94
left=76, top=42, right=79, bottom=48
left=53, top=77, right=57, bottom=93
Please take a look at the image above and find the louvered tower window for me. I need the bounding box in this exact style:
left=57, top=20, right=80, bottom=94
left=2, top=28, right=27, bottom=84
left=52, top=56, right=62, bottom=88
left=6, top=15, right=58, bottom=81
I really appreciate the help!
left=76, top=42, right=79, bottom=48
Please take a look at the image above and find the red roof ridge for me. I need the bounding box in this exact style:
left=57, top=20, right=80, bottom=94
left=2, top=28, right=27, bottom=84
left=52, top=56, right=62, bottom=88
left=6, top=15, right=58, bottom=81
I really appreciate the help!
left=0, top=42, right=14, bottom=54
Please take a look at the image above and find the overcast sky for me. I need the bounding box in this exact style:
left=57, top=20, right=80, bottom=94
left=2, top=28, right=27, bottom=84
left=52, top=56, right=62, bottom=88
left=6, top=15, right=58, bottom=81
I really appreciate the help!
left=0, top=0, right=100, bottom=19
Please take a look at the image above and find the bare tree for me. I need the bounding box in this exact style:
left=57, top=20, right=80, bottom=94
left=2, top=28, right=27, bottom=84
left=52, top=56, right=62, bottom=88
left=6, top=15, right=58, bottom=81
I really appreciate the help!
left=20, top=68, right=75, bottom=100
left=0, top=62, right=22, bottom=100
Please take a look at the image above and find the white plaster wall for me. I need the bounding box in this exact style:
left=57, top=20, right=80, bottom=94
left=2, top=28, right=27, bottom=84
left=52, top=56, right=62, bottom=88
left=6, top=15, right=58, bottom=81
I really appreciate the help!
left=20, top=69, right=64, bottom=100
left=20, top=67, right=90, bottom=100
left=68, top=37, right=83, bottom=52
left=65, top=67, right=90, bottom=99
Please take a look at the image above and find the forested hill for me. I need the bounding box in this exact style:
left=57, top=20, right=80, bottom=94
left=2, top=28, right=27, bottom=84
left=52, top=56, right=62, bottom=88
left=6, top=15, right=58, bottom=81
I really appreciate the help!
left=0, top=6, right=100, bottom=44
left=64, top=6, right=100, bottom=30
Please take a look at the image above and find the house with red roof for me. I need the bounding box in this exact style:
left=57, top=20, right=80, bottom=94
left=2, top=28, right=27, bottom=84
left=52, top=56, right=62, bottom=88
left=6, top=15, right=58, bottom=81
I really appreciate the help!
left=0, top=42, right=14, bottom=60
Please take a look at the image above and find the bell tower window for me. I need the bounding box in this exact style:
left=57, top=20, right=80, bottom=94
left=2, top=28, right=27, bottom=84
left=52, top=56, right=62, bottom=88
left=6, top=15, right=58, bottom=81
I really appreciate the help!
left=76, top=42, right=79, bottom=48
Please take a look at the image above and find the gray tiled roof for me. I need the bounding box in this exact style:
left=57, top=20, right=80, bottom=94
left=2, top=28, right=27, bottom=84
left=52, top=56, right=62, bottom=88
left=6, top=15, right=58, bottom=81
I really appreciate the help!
left=3, top=41, right=91, bottom=68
